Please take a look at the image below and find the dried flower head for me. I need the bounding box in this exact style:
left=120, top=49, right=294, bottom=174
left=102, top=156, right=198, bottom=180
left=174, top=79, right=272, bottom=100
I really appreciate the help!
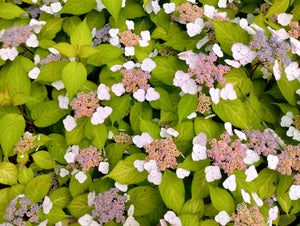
left=14, top=132, right=36, bottom=154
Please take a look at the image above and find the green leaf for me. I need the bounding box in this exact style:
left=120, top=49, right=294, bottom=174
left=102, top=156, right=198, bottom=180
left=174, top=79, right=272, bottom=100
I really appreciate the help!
left=84, top=121, right=107, bottom=150
left=212, top=97, right=251, bottom=130
left=46, top=134, right=68, bottom=164
left=79, top=45, right=100, bottom=58
left=31, top=101, right=69, bottom=127
left=32, top=151, right=57, bottom=170
left=0, top=3, right=26, bottom=19
left=67, top=194, right=93, bottom=218
left=24, top=174, right=52, bottom=203
left=191, top=170, right=210, bottom=199
left=277, top=72, right=300, bottom=106
left=151, top=56, right=188, bottom=86
left=256, top=168, right=278, bottom=200
left=180, top=156, right=211, bottom=172
left=159, top=169, right=185, bottom=214
left=149, top=88, right=175, bottom=112
left=62, top=16, right=82, bottom=36
left=38, top=18, right=64, bottom=40
left=139, top=119, right=160, bottom=139
left=51, top=42, right=77, bottom=57
left=8, top=184, right=25, bottom=201
left=277, top=174, right=293, bottom=214
left=69, top=173, right=92, bottom=198
left=60, top=0, right=97, bottom=15
left=179, top=214, right=201, bottom=226
left=102, top=0, right=123, bottom=21
left=212, top=21, right=250, bottom=55
left=18, top=166, right=34, bottom=185
left=62, top=61, right=87, bottom=99
left=178, top=94, right=198, bottom=123
left=49, top=187, right=72, bottom=209
left=0, top=113, right=25, bottom=158
left=194, top=117, right=223, bottom=139
left=127, top=186, right=162, bottom=216
left=173, top=121, right=194, bottom=154
left=225, top=68, right=252, bottom=96
left=106, top=153, right=148, bottom=184
left=265, top=0, right=290, bottom=18
left=35, top=61, right=68, bottom=83
left=164, top=31, right=200, bottom=51
left=0, top=162, right=17, bottom=185
left=65, top=117, right=88, bottom=145
left=88, top=44, right=124, bottom=66
left=70, top=20, right=92, bottom=48
left=180, top=199, right=204, bottom=215
left=209, top=186, right=235, bottom=214
left=110, top=94, right=131, bottom=124
left=12, top=92, right=40, bottom=106
left=106, top=143, right=128, bottom=169
left=39, top=207, right=70, bottom=225
left=130, top=102, right=152, bottom=133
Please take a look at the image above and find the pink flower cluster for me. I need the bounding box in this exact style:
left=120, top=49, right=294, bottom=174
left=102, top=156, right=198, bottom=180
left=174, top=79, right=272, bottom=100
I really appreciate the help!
left=70, top=92, right=100, bottom=119
left=207, top=132, right=247, bottom=174
left=231, top=203, right=265, bottom=226
left=75, top=145, right=103, bottom=173
left=14, top=132, right=36, bottom=154
left=144, top=137, right=181, bottom=171
left=173, top=2, right=204, bottom=23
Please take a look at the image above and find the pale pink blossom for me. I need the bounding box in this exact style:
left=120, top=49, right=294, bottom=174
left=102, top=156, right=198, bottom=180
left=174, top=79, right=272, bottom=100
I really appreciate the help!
left=63, top=115, right=77, bottom=131
left=97, top=84, right=110, bottom=100
left=245, top=165, right=258, bottom=182
left=209, top=87, right=220, bottom=104
left=132, top=132, right=153, bottom=148
left=223, top=174, right=236, bottom=191
left=111, top=83, right=125, bottom=96
left=205, top=165, right=222, bottom=182
left=220, top=83, right=237, bottom=100
left=145, top=87, right=160, bottom=101
left=141, top=58, right=156, bottom=72
left=284, top=62, right=300, bottom=81
left=273, top=59, right=282, bottom=81
left=133, top=89, right=146, bottom=102
left=277, top=13, right=293, bottom=26
left=176, top=168, right=190, bottom=179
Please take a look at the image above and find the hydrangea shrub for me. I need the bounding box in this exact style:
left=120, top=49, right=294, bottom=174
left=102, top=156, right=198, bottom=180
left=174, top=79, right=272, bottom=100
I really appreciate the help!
left=0, top=0, right=300, bottom=225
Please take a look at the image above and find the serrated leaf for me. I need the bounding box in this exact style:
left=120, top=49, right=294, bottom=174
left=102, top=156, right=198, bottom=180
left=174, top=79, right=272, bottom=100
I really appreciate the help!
left=179, top=214, right=200, bottom=226
left=79, top=45, right=100, bottom=58
left=32, top=151, right=56, bottom=170
left=178, top=94, right=198, bottom=123
left=65, top=117, right=88, bottom=145
left=173, top=121, right=194, bottom=154
left=212, top=21, right=250, bottom=55
left=31, top=101, right=69, bottom=127
left=38, top=18, right=64, bottom=40
left=88, top=44, right=124, bottom=66
left=47, top=133, right=68, bottom=165
left=102, top=0, right=122, bottom=21
left=52, top=42, right=77, bottom=57
left=49, top=187, right=72, bottom=209
left=209, top=186, right=235, bottom=214
left=24, top=174, right=52, bottom=203
left=0, top=113, right=25, bottom=158
left=277, top=174, right=293, bottom=214
left=84, top=120, right=107, bottom=150
left=139, top=119, right=160, bottom=139
left=130, top=102, right=152, bottom=134
left=194, top=117, right=223, bottom=139
left=67, top=194, right=93, bottom=218
left=180, top=199, right=204, bottom=215
left=18, top=166, right=34, bottom=185
left=69, top=173, right=92, bottom=198
left=180, top=155, right=211, bottom=172
left=110, top=94, right=131, bottom=124
left=256, top=168, right=278, bottom=200
left=127, top=186, right=162, bottom=216
left=159, top=169, right=185, bottom=214
left=60, top=0, right=96, bottom=15
left=164, top=31, right=200, bottom=51
left=62, top=61, right=87, bottom=99
left=191, top=170, right=210, bottom=199
left=0, top=3, right=26, bottom=19
left=265, top=0, right=290, bottom=18
left=0, top=162, right=18, bottom=185
left=106, top=153, right=148, bottom=184
left=277, top=72, right=300, bottom=106
left=106, top=143, right=129, bottom=169
left=12, top=92, right=40, bottom=106
left=35, top=61, right=68, bottom=83
left=151, top=56, right=188, bottom=86
left=70, top=20, right=92, bottom=48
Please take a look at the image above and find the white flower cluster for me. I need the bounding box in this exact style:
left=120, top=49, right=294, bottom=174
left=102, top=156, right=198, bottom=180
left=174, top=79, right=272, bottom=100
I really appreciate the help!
left=280, top=111, right=300, bottom=141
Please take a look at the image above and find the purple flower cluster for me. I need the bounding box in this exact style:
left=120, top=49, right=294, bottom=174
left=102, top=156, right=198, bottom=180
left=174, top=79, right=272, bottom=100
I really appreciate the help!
left=92, top=188, right=126, bottom=224
left=244, top=130, right=278, bottom=157
left=92, top=24, right=111, bottom=46
left=76, top=145, right=103, bottom=173
left=5, top=196, right=42, bottom=226
left=250, top=30, right=291, bottom=66
left=207, top=132, right=247, bottom=174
